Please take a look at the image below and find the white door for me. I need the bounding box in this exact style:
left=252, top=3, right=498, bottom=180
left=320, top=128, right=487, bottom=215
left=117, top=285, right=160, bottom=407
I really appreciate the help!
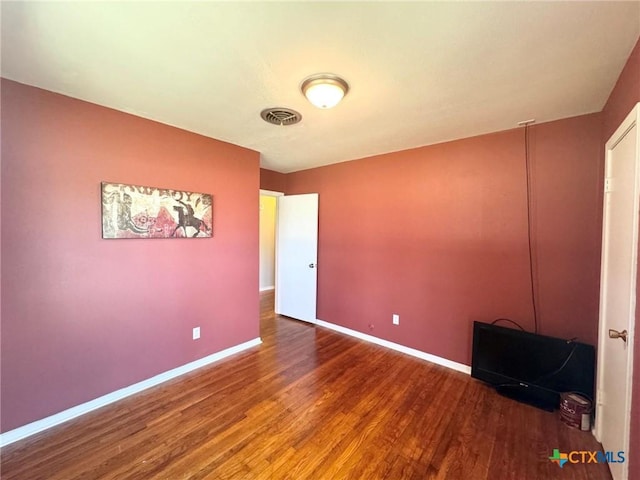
left=596, top=104, right=639, bottom=480
left=275, top=193, right=318, bottom=323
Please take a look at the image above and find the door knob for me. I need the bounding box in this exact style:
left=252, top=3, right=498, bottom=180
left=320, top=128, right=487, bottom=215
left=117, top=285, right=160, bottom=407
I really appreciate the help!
left=608, top=329, right=628, bottom=343
left=308, top=263, right=316, bottom=268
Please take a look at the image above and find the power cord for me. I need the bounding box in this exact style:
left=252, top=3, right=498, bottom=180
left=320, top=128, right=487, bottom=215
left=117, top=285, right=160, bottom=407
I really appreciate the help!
left=523, top=123, right=539, bottom=334
left=493, top=122, right=539, bottom=334
left=491, top=318, right=525, bottom=331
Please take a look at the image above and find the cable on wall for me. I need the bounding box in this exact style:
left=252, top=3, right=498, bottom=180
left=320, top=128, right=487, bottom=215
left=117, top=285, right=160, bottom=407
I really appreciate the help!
left=519, top=119, right=539, bottom=334
left=490, top=317, right=526, bottom=331
left=492, top=120, right=539, bottom=334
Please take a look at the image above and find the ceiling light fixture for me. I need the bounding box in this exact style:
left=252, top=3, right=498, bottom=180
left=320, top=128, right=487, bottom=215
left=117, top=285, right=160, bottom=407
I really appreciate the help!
left=301, top=73, right=349, bottom=109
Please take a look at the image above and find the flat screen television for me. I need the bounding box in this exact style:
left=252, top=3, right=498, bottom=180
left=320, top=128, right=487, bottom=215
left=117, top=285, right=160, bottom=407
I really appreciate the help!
left=471, top=321, right=595, bottom=411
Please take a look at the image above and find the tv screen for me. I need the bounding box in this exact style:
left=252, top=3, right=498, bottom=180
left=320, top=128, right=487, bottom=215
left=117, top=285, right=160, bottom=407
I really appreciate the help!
left=471, top=321, right=595, bottom=410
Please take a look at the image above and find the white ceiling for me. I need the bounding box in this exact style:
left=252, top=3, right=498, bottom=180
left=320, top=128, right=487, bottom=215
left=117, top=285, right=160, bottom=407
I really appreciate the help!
left=2, top=2, right=639, bottom=173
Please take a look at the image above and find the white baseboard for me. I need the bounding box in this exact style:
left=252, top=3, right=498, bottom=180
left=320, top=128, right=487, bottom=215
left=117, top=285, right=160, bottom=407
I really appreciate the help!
left=259, top=286, right=275, bottom=292
left=0, top=337, right=262, bottom=447
left=315, top=319, right=471, bottom=375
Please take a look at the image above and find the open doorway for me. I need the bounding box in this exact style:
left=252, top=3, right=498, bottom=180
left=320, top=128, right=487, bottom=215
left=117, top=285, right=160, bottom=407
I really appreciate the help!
left=259, top=189, right=283, bottom=294
left=259, top=190, right=319, bottom=329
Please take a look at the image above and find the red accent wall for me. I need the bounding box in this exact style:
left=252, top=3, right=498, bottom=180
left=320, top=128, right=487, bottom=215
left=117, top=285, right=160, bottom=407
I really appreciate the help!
left=602, top=37, right=640, bottom=480
left=603, top=39, right=640, bottom=141
left=0, top=80, right=260, bottom=432
left=260, top=168, right=287, bottom=193
left=286, top=114, right=603, bottom=364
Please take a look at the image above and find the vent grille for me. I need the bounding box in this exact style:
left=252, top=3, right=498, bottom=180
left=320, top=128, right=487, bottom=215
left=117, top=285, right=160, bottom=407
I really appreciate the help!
left=260, top=108, right=302, bottom=126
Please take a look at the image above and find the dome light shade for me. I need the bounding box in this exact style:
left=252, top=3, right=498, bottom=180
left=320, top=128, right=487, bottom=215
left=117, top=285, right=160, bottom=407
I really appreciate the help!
left=301, top=74, right=349, bottom=109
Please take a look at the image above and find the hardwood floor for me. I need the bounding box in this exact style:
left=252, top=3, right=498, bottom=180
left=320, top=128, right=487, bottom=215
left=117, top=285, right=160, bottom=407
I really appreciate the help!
left=1, top=291, right=611, bottom=479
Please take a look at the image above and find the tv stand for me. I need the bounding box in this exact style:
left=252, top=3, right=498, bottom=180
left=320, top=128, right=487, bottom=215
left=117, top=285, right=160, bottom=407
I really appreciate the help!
left=495, top=384, right=558, bottom=412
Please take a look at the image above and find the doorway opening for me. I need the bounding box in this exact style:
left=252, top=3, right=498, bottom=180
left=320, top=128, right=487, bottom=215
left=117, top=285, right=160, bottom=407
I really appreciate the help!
left=259, top=194, right=277, bottom=291
left=259, top=189, right=283, bottom=323
left=259, top=190, right=281, bottom=292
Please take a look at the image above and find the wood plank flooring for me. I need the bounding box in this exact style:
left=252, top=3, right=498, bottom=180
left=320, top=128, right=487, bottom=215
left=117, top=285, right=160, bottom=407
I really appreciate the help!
left=1, top=291, right=611, bottom=479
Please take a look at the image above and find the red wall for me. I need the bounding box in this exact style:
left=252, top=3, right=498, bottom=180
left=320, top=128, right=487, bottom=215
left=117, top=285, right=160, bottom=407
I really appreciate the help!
left=603, top=39, right=640, bottom=141
left=260, top=168, right=287, bottom=192
left=0, top=80, right=260, bottom=432
left=286, top=114, right=603, bottom=364
left=602, top=38, right=640, bottom=479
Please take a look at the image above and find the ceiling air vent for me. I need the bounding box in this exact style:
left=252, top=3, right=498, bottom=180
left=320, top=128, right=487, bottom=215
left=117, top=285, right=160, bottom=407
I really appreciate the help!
left=260, top=108, right=302, bottom=126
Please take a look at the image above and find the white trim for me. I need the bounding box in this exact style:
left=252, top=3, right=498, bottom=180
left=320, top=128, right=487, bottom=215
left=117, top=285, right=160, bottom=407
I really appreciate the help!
left=594, top=103, right=639, bottom=480
left=0, top=337, right=262, bottom=447
left=259, top=286, right=275, bottom=292
left=260, top=189, right=284, bottom=197
left=315, top=319, right=471, bottom=375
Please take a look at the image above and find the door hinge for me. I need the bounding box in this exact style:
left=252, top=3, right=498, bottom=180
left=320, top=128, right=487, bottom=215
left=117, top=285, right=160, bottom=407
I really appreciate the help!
left=605, top=178, right=613, bottom=193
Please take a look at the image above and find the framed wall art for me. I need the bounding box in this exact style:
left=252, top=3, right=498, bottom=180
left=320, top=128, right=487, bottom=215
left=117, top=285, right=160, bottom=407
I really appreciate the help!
left=101, top=182, right=212, bottom=239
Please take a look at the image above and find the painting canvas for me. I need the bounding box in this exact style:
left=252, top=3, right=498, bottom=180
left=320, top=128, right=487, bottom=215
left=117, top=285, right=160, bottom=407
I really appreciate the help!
left=101, top=182, right=212, bottom=239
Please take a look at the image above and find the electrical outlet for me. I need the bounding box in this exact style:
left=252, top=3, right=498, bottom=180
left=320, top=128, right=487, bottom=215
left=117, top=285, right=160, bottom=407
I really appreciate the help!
left=193, top=327, right=201, bottom=340
left=392, top=314, right=400, bottom=325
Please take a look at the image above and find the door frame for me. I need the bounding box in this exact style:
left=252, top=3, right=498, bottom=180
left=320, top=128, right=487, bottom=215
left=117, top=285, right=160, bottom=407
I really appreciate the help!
left=259, top=190, right=284, bottom=293
left=594, top=104, right=639, bottom=474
